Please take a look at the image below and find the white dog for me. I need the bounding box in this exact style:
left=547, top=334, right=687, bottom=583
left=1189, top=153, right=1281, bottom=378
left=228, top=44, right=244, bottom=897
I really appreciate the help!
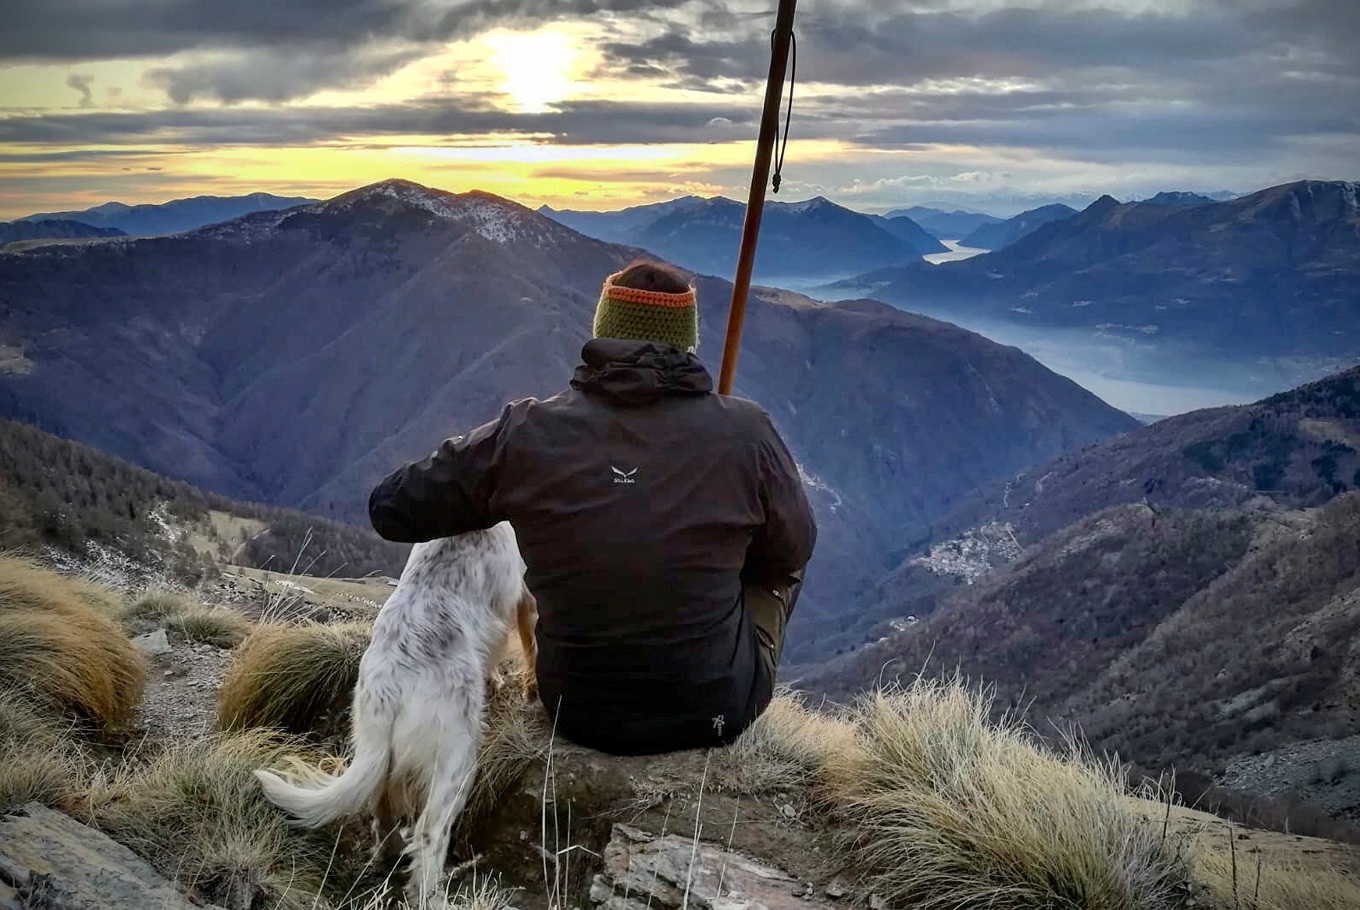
left=254, top=522, right=538, bottom=908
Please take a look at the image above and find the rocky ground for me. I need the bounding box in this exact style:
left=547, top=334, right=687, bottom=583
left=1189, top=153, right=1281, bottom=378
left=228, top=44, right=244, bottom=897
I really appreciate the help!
left=120, top=567, right=391, bottom=743
left=130, top=628, right=237, bottom=741
left=1220, top=734, right=1360, bottom=821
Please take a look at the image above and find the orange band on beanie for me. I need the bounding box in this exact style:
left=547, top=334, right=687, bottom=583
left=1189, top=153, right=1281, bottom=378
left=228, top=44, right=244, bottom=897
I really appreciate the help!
left=602, top=273, right=696, bottom=308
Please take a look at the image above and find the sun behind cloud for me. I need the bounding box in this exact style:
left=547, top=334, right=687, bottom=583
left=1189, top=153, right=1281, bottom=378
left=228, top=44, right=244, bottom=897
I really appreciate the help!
left=482, top=28, right=584, bottom=114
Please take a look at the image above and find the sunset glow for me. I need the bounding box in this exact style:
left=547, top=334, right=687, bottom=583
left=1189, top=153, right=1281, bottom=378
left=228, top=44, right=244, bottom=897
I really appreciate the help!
left=0, top=1, right=1355, bottom=219
left=483, top=29, right=584, bottom=114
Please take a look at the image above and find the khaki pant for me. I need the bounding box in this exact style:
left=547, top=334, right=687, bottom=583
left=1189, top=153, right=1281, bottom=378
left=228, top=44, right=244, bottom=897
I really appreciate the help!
left=745, top=570, right=803, bottom=685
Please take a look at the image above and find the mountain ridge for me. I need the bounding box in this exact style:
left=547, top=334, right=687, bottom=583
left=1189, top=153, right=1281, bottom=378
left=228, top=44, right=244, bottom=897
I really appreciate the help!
left=787, top=362, right=1360, bottom=662
left=0, top=177, right=1138, bottom=655
left=825, top=180, right=1360, bottom=375
left=796, top=366, right=1360, bottom=814
left=883, top=205, right=1003, bottom=240
left=19, top=191, right=319, bottom=237
left=0, top=218, right=126, bottom=246
left=960, top=203, right=1077, bottom=250
left=540, top=193, right=945, bottom=278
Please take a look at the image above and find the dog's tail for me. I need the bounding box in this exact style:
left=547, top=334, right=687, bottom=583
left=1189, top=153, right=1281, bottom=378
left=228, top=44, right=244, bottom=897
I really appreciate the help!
left=254, top=695, right=391, bottom=828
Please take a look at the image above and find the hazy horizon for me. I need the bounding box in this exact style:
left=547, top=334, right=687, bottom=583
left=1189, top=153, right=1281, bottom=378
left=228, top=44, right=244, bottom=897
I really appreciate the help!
left=3, top=180, right=1274, bottom=223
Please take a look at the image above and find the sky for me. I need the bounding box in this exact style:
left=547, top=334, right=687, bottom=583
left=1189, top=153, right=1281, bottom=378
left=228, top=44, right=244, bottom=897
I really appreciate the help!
left=0, top=0, right=1356, bottom=219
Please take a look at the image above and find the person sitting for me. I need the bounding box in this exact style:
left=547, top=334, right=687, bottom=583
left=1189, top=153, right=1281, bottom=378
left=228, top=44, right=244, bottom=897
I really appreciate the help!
left=367, top=259, right=817, bottom=755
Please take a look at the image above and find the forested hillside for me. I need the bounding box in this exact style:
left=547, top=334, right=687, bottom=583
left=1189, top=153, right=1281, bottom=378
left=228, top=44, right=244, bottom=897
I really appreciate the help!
left=0, top=418, right=408, bottom=581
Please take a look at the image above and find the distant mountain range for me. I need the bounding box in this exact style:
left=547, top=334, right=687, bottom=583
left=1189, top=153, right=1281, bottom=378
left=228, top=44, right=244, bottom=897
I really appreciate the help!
left=19, top=192, right=317, bottom=237
left=541, top=195, right=945, bottom=280
left=826, top=180, right=1360, bottom=377
left=537, top=196, right=706, bottom=243
left=883, top=206, right=1003, bottom=241
left=0, top=219, right=125, bottom=246
left=866, top=213, right=947, bottom=254
left=960, top=204, right=1077, bottom=250
left=0, top=178, right=1136, bottom=654
left=1138, top=190, right=1237, bottom=205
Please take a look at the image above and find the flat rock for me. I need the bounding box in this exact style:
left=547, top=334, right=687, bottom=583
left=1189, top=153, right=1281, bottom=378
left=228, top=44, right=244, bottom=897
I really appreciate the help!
left=589, top=823, right=832, bottom=910
left=823, top=876, right=849, bottom=898
left=0, top=802, right=224, bottom=910
left=133, top=627, right=172, bottom=656
left=468, top=729, right=845, bottom=910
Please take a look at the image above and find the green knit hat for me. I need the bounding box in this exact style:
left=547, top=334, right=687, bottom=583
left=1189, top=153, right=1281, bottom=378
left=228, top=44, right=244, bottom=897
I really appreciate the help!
left=592, top=269, right=699, bottom=352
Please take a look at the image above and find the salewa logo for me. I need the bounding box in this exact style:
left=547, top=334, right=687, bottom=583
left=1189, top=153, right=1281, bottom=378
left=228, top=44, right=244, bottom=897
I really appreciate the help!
left=611, top=466, right=638, bottom=485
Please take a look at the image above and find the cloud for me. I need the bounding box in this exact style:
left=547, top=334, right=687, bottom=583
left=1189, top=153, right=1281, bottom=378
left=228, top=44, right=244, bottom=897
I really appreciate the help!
left=65, top=72, right=94, bottom=107
left=576, top=0, right=1360, bottom=173
left=0, top=98, right=760, bottom=148
left=4, top=0, right=1358, bottom=213
left=0, top=0, right=696, bottom=63
left=3, top=0, right=700, bottom=102
left=145, top=44, right=425, bottom=104
left=600, top=1, right=1360, bottom=88
left=0, top=147, right=153, bottom=163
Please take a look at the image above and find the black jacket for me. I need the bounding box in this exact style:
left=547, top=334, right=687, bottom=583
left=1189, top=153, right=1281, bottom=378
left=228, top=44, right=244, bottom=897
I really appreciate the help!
left=368, top=339, right=817, bottom=754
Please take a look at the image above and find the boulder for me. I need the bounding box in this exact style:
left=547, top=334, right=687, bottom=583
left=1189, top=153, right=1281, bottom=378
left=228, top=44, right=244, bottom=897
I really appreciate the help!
left=466, top=735, right=851, bottom=910
left=0, top=802, right=224, bottom=910
left=133, top=628, right=172, bottom=656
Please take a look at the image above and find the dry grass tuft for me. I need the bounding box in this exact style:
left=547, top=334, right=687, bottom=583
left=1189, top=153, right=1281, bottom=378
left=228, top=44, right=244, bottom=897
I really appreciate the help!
left=120, top=588, right=193, bottom=636
left=0, top=555, right=146, bottom=729
left=167, top=605, right=252, bottom=648
left=0, top=554, right=123, bottom=619
left=1194, top=848, right=1360, bottom=910
left=826, top=676, right=1192, bottom=910
left=0, top=688, right=60, bottom=747
left=121, top=587, right=252, bottom=647
left=217, top=622, right=371, bottom=735
left=0, top=690, right=87, bottom=813
left=432, top=874, right=520, bottom=910
left=338, top=872, right=520, bottom=910
left=718, top=690, right=859, bottom=794
left=66, top=574, right=128, bottom=616
left=86, top=729, right=376, bottom=910
left=124, top=588, right=191, bottom=618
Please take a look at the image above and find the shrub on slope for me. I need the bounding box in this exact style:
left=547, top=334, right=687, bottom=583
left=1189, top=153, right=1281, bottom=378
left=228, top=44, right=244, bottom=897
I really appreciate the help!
left=123, top=587, right=252, bottom=647
left=822, top=679, right=1192, bottom=910
left=87, top=730, right=374, bottom=910
left=217, top=622, right=372, bottom=735
left=0, top=689, right=86, bottom=813
left=0, top=555, right=145, bottom=728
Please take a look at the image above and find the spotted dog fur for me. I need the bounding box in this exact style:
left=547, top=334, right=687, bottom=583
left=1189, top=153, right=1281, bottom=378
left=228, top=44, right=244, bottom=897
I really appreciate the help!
left=254, top=522, right=537, bottom=908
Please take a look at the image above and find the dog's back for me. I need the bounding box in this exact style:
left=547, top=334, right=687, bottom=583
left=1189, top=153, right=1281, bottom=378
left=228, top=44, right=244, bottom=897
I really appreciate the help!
left=255, top=522, right=526, bottom=907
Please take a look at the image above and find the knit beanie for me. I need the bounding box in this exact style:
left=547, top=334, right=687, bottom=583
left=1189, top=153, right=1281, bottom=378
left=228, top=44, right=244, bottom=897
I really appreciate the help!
left=592, top=269, right=699, bottom=353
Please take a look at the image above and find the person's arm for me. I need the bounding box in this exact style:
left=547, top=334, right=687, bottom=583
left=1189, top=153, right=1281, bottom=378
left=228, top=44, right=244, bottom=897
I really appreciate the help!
left=745, top=414, right=818, bottom=587
left=367, top=407, right=511, bottom=543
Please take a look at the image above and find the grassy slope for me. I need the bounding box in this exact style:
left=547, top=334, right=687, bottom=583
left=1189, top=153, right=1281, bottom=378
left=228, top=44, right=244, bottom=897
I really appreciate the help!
left=3, top=558, right=1358, bottom=909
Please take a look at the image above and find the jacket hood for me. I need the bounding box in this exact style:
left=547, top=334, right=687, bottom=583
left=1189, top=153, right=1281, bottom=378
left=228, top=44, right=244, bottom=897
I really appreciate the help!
left=571, top=338, right=713, bottom=406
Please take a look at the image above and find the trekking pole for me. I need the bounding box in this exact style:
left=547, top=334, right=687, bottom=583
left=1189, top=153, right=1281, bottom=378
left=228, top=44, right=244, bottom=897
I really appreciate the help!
left=717, top=0, right=798, bottom=396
